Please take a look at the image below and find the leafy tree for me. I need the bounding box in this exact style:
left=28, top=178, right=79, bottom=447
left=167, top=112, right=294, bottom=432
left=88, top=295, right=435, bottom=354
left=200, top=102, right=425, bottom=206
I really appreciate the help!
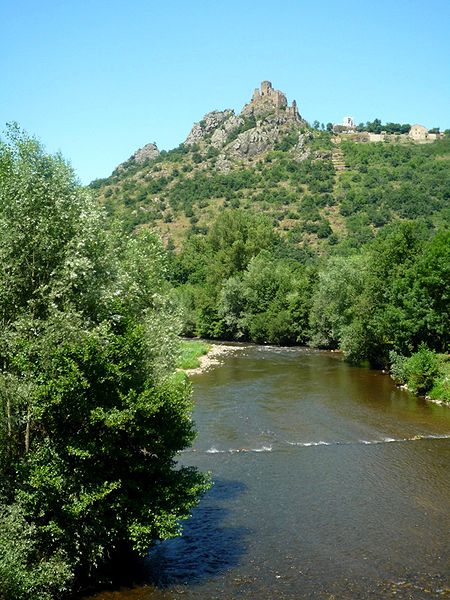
left=205, top=210, right=278, bottom=284
left=0, top=125, right=209, bottom=597
left=309, top=255, right=367, bottom=349
left=405, top=229, right=450, bottom=352
left=0, top=503, right=73, bottom=600
left=339, top=222, right=426, bottom=365
left=219, top=252, right=313, bottom=344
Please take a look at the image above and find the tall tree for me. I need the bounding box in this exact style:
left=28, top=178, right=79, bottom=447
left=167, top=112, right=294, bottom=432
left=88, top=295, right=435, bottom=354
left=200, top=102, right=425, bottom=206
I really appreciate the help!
left=0, top=125, right=209, bottom=598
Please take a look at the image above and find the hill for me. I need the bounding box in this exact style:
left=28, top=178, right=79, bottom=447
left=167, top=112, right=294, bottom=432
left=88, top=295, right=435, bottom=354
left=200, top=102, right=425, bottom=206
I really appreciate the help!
left=90, top=80, right=450, bottom=255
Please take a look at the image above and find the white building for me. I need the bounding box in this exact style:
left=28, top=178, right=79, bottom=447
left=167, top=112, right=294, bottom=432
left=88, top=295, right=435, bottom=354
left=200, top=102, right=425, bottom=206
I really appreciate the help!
left=342, top=116, right=354, bottom=129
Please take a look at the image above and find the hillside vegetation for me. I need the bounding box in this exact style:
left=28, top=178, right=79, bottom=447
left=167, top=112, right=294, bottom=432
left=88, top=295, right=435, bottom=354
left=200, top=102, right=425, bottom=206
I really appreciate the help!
left=92, top=128, right=450, bottom=248
left=90, top=85, right=450, bottom=402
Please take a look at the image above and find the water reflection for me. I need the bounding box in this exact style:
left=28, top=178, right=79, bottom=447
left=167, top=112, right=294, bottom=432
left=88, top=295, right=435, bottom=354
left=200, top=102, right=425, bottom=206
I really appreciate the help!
left=144, top=478, right=249, bottom=587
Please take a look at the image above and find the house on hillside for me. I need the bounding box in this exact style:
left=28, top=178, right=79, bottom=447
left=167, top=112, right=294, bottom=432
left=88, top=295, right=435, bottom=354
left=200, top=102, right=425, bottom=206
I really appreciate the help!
left=409, top=124, right=429, bottom=140
left=408, top=124, right=443, bottom=142
left=342, top=116, right=354, bottom=129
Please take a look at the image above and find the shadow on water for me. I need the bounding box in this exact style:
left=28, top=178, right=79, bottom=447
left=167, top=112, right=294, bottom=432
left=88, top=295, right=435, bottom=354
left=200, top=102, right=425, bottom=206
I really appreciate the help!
left=142, top=478, right=250, bottom=587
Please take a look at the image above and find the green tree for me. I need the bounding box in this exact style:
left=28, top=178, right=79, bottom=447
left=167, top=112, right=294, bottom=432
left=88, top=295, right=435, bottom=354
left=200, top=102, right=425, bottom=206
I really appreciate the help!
left=0, top=503, right=73, bottom=600
left=219, top=253, right=313, bottom=344
left=406, top=229, right=450, bottom=352
left=0, top=126, right=209, bottom=597
left=206, top=209, right=278, bottom=283
left=339, top=222, right=430, bottom=365
left=309, top=255, right=367, bottom=349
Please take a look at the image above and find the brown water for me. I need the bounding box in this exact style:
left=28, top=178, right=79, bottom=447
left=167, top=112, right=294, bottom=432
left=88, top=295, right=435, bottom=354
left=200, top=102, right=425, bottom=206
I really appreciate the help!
left=87, top=346, right=450, bottom=599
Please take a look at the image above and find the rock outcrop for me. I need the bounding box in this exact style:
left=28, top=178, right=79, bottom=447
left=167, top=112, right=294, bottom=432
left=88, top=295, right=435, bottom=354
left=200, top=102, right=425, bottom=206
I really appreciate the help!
left=117, top=142, right=160, bottom=171
left=210, top=114, right=243, bottom=148
left=183, top=81, right=305, bottom=159
left=185, top=110, right=235, bottom=145
left=231, top=125, right=281, bottom=158
left=129, top=142, right=160, bottom=164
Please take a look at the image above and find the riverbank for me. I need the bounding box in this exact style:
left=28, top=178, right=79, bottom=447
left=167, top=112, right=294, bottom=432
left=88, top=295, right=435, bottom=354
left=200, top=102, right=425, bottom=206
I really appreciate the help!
left=178, top=339, right=244, bottom=376
left=394, top=382, right=449, bottom=406
left=389, top=348, right=450, bottom=406
left=184, top=343, right=243, bottom=376
left=177, top=339, right=211, bottom=370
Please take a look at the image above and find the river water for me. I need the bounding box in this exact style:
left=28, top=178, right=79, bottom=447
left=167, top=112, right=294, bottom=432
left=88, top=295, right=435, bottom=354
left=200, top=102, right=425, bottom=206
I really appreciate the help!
left=88, top=346, right=450, bottom=599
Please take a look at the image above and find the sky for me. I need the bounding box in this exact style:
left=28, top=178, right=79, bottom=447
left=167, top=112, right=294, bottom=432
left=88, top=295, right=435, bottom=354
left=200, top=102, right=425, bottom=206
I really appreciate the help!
left=1, top=0, right=449, bottom=184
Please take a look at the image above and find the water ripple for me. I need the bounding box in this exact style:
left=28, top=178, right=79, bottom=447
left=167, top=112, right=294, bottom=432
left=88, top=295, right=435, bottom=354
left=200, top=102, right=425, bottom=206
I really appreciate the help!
left=182, top=434, right=450, bottom=455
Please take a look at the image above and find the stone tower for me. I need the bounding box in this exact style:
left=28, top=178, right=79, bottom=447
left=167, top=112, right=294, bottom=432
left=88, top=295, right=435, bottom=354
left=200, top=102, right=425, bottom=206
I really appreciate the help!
left=241, top=81, right=302, bottom=122
left=261, top=80, right=272, bottom=95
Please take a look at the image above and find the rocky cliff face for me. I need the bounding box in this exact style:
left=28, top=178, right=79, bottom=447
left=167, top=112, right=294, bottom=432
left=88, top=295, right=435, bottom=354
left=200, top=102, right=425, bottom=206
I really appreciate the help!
left=183, top=81, right=306, bottom=167
left=185, top=110, right=235, bottom=145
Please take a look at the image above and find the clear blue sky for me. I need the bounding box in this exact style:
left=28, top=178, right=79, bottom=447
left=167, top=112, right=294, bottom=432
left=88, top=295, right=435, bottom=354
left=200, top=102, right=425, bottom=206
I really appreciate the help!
left=1, top=0, right=449, bottom=184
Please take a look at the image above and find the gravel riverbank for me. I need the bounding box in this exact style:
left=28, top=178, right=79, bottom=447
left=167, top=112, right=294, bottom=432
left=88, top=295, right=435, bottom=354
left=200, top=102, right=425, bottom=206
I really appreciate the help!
left=184, top=344, right=243, bottom=376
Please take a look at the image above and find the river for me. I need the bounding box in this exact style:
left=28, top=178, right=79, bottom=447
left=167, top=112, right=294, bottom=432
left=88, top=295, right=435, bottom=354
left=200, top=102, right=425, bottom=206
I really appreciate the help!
left=87, top=345, right=450, bottom=599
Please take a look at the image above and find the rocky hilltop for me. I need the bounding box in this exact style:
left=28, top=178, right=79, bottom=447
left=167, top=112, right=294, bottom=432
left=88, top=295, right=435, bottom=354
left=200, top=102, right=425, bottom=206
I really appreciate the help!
left=241, top=80, right=301, bottom=120
left=90, top=80, right=330, bottom=242
left=183, top=81, right=306, bottom=169
left=91, top=80, right=449, bottom=253
left=112, top=81, right=307, bottom=175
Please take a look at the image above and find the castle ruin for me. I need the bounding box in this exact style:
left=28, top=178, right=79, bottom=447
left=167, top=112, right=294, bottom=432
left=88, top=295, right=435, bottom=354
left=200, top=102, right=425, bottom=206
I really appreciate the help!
left=243, top=80, right=302, bottom=121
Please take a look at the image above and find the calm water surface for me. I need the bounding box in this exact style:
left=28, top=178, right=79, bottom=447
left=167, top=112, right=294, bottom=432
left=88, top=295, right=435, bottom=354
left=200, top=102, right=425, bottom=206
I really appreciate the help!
left=88, top=346, right=450, bottom=599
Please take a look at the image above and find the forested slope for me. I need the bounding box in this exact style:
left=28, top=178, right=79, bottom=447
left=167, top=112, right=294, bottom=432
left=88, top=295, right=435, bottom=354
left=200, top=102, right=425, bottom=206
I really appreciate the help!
left=91, top=121, right=450, bottom=402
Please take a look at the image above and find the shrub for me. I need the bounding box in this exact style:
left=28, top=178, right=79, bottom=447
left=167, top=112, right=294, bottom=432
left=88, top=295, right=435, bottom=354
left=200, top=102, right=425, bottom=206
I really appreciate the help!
left=428, top=358, right=450, bottom=403
left=389, top=351, right=407, bottom=384
left=403, top=344, right=442, bottom=394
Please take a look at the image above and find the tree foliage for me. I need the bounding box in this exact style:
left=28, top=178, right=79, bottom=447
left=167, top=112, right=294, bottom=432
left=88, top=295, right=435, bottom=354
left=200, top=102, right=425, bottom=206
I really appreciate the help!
left=309, top=222, right=449, bottom=369
left=0, top=125, right=209, bottom=598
